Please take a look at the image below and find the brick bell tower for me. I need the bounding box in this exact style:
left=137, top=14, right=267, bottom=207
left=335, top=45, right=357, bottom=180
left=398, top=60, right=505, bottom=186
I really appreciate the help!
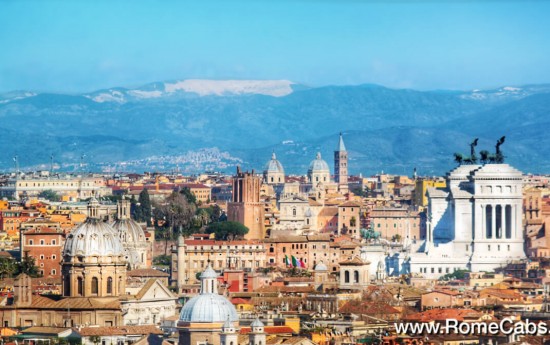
left=334, top=132, right=349, bottom=193
left=227, top=167, right=265, bottom=240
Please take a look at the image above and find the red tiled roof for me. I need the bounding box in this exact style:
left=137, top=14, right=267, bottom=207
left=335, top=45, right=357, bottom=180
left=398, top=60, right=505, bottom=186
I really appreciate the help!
left=339, top=301, right=400, bottom=315
left=231, top=298, right=251, bottom=305
left=404, top=308, right=481, bottom=323
left=78, top=325, right=162, bottom=337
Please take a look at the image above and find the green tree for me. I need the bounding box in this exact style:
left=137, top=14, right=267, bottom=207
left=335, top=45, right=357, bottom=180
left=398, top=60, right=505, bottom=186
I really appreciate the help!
left=136, top=189, right=152, bottom=226
left=180, top=187, right=197, bottom=205
left=38, top=189, right=61, bottom=202
left=205, top=221, right=249, bottom=240
left=18, top=254, right=40, bottom=277
left=210, top=204, right=222, bottom=223
left=0, top=257, right=18, bottom=278
left=439, top=269, right=469, bottom=281
left=153, top=192, right=197, bottom=254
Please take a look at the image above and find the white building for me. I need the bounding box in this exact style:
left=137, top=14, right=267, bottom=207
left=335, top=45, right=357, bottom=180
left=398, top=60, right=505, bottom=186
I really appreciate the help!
left=409, top=163, right=526, bottom=278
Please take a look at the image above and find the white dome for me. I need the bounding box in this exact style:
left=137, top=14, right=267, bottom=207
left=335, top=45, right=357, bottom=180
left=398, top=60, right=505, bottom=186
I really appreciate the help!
left=308, top=152, right=330, bottom=173
left=251, top=318, right=264, bottom=328
left=264, top=152, right=285, bottom=174
left=179, top=293, right=238, bottom=323
left=315, top=262, right=328, bottom=271
left=63, top=219, right=126, bottom=258
left=111, top=219, right=146, bottom=244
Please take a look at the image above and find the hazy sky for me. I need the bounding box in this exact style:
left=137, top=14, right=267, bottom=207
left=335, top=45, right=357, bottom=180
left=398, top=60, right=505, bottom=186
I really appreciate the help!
left=1, top=0, right=550, bottom=93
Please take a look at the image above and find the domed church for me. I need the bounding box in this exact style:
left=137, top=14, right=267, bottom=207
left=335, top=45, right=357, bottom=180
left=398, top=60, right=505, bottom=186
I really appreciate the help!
left=62, top=197, right=128, bottom=298
left=263, top=151, right=285, bottom=185
left=178, top=264, right=239, bottom=345
left=178, top=264, right=268, bottom=345
left=0, top=198, right=176, bottom=328
left=111, top=198, right=151, bottom=269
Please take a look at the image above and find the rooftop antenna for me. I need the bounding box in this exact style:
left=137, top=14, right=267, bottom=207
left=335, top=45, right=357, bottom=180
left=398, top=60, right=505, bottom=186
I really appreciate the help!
left=80, top=154, right=86, bottom=173
left=50, top=154, right=54, bottom=175
left=13, top=155, right=19, bottom=174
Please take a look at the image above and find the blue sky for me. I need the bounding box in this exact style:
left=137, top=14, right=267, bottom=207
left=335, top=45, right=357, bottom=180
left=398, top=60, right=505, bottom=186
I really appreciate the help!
left=1, top=0, right=549, bottom=93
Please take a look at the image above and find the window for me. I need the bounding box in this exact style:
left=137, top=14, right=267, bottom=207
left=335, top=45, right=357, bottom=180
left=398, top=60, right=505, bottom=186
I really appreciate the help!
left=269, top=247, right=274, bottom=253
left=40, top=240, right=45, bottom=245
left=77, top=277, right=83, bottom=296
left=51, top=269, right=56, bottom=275
left=107, top=277, right=113, bottom=294
left=40, top=255, right=44, bottom=260
left=29, top=240, right=34, bottom=245
left=52, top=240, right=56, bottom=245
left=91, top=277, right=99, bottom=294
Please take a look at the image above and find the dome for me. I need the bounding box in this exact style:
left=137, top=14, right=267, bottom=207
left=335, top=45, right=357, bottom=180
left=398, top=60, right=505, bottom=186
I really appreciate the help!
left=314, top=261, right=328, bottom=271
left=63, top=218, right=126, bottom=258
left=179, top=293, right=239, bottom=323
left=111, top=218, right=146, bottom=244
left=308, top=152, right=330, bottom=173
left=264, top=152, right=285, bottom=173
left=251, top=318, right=264, bottom=328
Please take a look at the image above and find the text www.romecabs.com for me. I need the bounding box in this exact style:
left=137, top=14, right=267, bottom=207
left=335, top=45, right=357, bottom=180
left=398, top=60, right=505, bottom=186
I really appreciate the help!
left=394, top=319, right=548, bottom=336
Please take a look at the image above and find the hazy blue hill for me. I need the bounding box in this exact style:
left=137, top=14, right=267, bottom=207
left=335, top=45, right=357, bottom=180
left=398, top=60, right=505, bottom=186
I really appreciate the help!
left=0, top=80, right=549, bottom=174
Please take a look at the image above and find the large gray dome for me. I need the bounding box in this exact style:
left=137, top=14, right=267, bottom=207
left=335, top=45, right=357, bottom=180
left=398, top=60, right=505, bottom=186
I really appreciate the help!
left=111, top=219, right=146, bottom=244
left=264, top=152, right=284, bottom=174
left=63, top=219, right=126, bottom=258
left=179, top=293, right=238, bottom=323
left=308, top=152, right=330, bottom=172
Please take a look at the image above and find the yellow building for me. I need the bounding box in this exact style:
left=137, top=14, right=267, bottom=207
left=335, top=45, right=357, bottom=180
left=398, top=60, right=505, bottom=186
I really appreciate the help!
left=414, top=178, right=446, bottom=208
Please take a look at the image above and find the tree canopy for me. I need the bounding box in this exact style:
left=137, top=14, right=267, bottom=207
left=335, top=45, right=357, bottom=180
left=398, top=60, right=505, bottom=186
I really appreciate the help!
left=205, top=221, right=249, bottom=240
left=38, top=189, right=61, bottom=202
left=133, top=189, right=152, bottom=226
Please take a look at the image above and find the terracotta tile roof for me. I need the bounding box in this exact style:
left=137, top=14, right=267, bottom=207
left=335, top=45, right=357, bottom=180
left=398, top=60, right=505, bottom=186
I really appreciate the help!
left=339, top=256, right=368, bottom=265
left=425, top=289, right=460, bottom=296
left=128, top=269, right=170, bottom=278
left=231, top=298, right=251, bottom=305
left=318, top=207, right=338, bottom=217
left=255, top=286, right=315, bottom=294
left=78, top=325, right=162, bottom=337
left=24, top=296, right=121, bottom=310
left=239, top=326, right=294, bottom=335
left=21, top=327, right=71, bottom=335
left=404, top=308, right=481, bottom=323
left=338, top=201, right=361, bottom=208
left=339, top=301, right=400, bottom=315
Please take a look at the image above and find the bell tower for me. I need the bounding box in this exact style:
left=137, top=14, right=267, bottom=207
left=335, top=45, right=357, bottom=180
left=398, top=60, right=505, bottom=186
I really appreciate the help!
left=334, top=132, right=348, bottom=193
left=227, top=167, right=265, bottom=240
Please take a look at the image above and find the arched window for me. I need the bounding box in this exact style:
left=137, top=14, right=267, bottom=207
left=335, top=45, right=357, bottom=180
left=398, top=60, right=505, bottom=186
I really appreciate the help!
left=51, top=269, right=56, bottom=275
left=344, top=270, right=350, bottom=283
left=107, top=277, right=113, bottom=294
left=40, top=240, right=45, bottom=245
left=52, top=240, right=56, bottom=245
left=29, top=240, right=34, bottom=245
left=77, top=277, right=83, bottom=296
left=354, top=270, right=359, bottom=283
left=292, top=208, right=296, bottom=216
left=91, top=277, right=99, bottom=295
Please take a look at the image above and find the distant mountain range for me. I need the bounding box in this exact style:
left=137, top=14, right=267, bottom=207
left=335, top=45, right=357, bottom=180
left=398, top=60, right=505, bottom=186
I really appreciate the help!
left=1, top=79, right=549, bottom=175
